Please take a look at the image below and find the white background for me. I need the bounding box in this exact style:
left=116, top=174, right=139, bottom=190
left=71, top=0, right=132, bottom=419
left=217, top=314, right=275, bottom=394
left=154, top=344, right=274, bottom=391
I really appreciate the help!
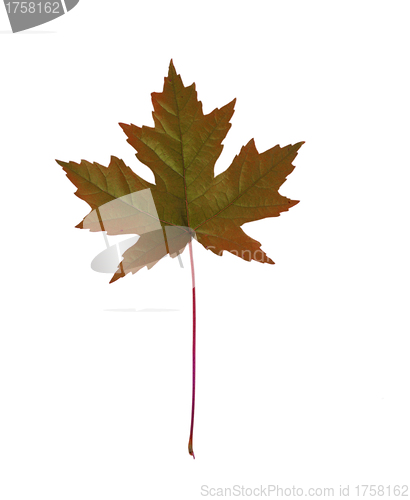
left=1, top=1, right=409, bottom=499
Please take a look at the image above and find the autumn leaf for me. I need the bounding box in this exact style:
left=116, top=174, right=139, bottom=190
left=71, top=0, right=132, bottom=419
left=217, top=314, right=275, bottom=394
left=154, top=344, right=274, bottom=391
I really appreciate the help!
left=57, top=60, right=304, bottom=458
left=57, top=60, right=303, bottom=283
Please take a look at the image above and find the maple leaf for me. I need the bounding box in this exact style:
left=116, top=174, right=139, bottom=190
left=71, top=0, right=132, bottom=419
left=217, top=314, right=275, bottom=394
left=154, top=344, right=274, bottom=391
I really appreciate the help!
left=57, top=61, right=303, bottom=284
left=57, top=60, right=304, bottom=458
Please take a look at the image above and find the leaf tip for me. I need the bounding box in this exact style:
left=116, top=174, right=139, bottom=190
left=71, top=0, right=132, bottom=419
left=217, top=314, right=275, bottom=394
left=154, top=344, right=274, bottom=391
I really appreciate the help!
left=119, top=122, right=130, bottom=133
left=169, top=59, right=177, bottom=75
left=245, top=138, right=257, bottom=150
left=224, top=97, right=237, bottom=115
left=109, top=272, right=122, bottom=284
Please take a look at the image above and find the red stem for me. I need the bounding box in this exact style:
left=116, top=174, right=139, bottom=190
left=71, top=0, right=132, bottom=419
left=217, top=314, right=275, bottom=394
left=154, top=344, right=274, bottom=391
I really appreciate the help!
left=188, top=239, right=196, bottom=459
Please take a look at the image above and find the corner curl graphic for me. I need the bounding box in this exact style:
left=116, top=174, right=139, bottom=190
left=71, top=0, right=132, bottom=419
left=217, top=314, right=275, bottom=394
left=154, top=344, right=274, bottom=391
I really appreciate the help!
left=3, top=0, right=79, bottom=33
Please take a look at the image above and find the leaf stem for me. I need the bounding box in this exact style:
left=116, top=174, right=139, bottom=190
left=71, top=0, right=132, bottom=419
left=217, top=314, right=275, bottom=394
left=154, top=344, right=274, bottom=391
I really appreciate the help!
left=188, top=239, right=196, bottom=459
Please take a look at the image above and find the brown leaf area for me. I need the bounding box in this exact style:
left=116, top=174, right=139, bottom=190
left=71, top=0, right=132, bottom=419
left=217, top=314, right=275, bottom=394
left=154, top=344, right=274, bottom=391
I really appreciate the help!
left=57, top=61, right=303, bottom=282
